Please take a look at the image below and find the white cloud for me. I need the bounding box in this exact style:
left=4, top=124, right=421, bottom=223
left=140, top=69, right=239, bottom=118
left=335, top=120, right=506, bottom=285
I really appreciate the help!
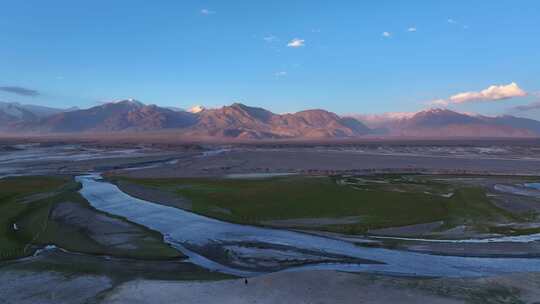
left=382, top=31, right=391, bottom=38
left=447, top=18, right=456, bottom=24
left=287, top=38, right=305, bottom=48
left=274, top=71, right=287, bottom=77
left=200, top=9, right=215, bottom=15
left=430, top=82, right=528, bottom=106
left=407, top=27, right=417, bottom=32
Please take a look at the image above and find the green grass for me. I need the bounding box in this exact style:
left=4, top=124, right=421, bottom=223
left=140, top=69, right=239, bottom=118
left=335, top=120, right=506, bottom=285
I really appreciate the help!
left=0, top=176, right=70, bottom=260
left=122, top=175, right=519, bottom=234
left=1, top=176, right=180, bottom=260
left=442, top=187, right=518, bottom=228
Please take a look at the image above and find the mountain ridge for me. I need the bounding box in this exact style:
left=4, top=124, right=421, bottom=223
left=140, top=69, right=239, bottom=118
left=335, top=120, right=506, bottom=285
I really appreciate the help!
left=350, top=108, right=540, bottom=138
left=2, top=100, right=539, bottom=139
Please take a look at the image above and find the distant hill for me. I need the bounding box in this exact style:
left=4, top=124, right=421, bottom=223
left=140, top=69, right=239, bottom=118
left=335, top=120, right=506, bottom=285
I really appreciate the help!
left=4, top=100, right=540, bottom=139
left=0, top=101, right=67, bottom=129
left=10, top=101, right=370, bottom=139
left=21, top=99, right=198, bottom=133
left=351, top=108, right=540, bottom=137
left=478, top=115, right=540, bottom=134
left=188, top=103, right=371, bottom=139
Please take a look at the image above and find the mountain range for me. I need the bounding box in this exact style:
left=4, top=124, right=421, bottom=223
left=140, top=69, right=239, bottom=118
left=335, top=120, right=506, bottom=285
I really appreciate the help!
left=352, top=109, right=540, bottom=137
left=0, top=101, right=69, bottom=128
left=1, top=99, right=540, bottom=139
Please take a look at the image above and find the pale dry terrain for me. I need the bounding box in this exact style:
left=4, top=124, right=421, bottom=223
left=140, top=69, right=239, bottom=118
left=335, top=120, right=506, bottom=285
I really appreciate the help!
left=3, top=269, right=539, bottom=304
left=102, top=271, right=540, bottom=304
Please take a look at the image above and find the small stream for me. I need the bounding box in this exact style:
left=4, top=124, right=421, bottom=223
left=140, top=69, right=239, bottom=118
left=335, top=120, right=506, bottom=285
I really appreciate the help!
left=77, top=174, right=540, bottom=278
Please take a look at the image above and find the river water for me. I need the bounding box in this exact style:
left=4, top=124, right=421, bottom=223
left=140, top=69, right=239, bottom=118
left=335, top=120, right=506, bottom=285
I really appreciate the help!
left=77, top=174, right=540, bottom=278
left=526, top=183, right=540, bottom=190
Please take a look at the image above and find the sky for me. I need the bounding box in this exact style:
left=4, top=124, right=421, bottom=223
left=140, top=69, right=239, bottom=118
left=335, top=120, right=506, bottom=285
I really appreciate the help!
left=1, top=0, right=539, bottom=118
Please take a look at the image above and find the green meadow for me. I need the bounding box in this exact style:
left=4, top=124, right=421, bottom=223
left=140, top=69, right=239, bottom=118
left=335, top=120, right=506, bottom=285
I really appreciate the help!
left=122, top=174, right=522, bottom=234
left=0, top=176, right=179, bottom=260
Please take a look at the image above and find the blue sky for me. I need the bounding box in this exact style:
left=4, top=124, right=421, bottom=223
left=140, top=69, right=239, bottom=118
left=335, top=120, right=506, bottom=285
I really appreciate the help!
left=1, top=0, right=539, bottom=118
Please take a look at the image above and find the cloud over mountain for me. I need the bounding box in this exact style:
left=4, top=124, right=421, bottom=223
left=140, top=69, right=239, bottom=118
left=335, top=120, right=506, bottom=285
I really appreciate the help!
left=431, top=82, right=527, bottom=106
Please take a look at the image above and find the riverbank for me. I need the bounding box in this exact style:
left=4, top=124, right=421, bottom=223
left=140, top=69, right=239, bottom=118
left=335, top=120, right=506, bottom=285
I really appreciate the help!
left=111, top=173, right=540, bottom=241
left=75, top=174, right=540, bottom=278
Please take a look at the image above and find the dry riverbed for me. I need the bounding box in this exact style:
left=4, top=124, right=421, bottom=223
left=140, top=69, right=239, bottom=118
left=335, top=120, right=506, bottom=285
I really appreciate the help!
left=4, top=269, right=537, bottom=304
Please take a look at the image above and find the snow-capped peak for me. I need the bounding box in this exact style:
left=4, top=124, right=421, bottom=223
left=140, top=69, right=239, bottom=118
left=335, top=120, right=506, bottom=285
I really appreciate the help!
left=109, top=98, right=145, bottom=107
left=124, top=98, right=144, bottom=106
left=188, top=105, right=205, bottom=113
left=350, top=111, right=418, bottom=127
left=421, top=108, right=449, bottom=114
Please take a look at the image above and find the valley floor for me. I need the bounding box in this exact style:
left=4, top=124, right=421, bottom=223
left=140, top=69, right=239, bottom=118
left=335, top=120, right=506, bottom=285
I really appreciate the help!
left=3, top=140, right=540, bottom=303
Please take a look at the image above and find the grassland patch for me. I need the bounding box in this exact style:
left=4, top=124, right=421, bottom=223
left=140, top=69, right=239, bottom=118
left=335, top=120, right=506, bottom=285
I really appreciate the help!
left=120, top=174, right=521, bottom=234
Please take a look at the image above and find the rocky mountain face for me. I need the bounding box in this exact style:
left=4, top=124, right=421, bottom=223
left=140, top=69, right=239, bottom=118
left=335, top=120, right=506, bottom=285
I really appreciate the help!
left=189, top=103, right=371, bottom=139
left=0, top=101, right=66, bottom=129
left=8, top=101, right=369, bottom=139
left=3, top=100, right=540, bottom=139
left=22, top=99, right=198, bottom=133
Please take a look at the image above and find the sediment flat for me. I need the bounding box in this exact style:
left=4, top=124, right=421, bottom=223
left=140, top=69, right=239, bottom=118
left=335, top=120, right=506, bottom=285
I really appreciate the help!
left=119, top=149, right=540, bottom=179
left=101, top=270, right=540, bottom=304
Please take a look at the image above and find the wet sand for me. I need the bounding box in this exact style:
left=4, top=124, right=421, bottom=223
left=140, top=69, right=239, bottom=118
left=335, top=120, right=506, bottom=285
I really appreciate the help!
left=0, top=249, right=233, bottom=304
left=50, top=201, right=184, bottom=259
